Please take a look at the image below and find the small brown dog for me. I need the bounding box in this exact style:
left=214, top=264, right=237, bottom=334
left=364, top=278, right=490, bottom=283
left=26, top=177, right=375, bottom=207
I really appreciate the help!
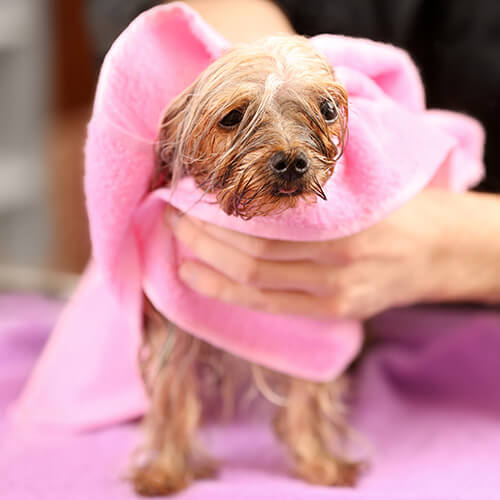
left=132, top=35, right=359, bottom=496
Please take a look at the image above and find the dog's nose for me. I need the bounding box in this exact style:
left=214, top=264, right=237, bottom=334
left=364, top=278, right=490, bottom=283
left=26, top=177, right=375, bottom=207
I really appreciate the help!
left=269, top=151, right=310, bottom=178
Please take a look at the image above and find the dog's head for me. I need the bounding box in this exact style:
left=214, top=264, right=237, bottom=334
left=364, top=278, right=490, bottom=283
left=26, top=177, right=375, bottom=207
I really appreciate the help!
left=153, top=35, right=348, bottom=219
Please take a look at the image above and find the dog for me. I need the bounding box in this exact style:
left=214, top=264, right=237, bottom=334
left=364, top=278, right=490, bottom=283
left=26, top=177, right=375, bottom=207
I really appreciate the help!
left=132, top=35, right=359, bottom=496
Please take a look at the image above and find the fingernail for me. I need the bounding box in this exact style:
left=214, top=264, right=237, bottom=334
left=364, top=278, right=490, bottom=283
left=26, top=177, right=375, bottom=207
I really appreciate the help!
left=179, top=263, right=197, bottom=287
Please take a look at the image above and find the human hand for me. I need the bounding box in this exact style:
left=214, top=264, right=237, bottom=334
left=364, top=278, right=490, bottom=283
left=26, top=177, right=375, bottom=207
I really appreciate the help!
left=166, top=189, right=500, bottom=319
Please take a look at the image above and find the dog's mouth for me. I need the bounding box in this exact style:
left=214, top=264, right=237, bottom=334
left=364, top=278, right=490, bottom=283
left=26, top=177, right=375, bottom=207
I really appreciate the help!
left=272, top=182, right=304, bottom=197
left=272, top=180, right=328, bottom=201
left=277, top=186, right=302, bottom=196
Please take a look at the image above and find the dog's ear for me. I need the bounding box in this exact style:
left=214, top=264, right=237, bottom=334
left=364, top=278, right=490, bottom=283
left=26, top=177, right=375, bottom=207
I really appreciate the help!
left=151, top=85, right=195, bottom=190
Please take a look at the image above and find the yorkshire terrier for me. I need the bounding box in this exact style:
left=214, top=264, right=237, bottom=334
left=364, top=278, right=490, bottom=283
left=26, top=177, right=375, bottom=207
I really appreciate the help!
left=132, top=35, right=359, bottom=496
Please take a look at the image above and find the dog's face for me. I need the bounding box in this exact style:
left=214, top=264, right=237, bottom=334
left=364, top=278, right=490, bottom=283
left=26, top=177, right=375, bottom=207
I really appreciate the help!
left=153, top=36, right=348, bottom=219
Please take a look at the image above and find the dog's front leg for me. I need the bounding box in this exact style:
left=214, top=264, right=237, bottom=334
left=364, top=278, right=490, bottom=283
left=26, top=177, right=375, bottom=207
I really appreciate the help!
left=273, top=377, right=360, bottom=487
left=132, top=317, right=212, bottom=496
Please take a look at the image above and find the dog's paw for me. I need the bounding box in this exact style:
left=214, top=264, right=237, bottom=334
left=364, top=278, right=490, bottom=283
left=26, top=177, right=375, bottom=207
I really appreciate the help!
left=132, top=457, right=218, bottom=496
left=132, top=464, right=192, bottom=497
left=193, top=459, right=218, bottom=480
left=296, top=457, right=361, bottom=487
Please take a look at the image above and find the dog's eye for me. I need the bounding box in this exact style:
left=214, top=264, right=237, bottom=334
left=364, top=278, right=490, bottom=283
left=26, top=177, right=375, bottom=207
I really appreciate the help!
left=320, top=100, right=338, bottom=123
left=219, top=109, right=244, bottom=129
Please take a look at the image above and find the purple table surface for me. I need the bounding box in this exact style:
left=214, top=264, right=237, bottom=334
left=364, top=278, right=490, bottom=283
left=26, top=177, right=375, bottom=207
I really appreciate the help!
left=1, top=293, right=500, bottom=499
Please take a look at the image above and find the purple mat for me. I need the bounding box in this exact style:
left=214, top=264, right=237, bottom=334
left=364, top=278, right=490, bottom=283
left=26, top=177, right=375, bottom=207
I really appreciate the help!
left=1, top=294, right=499, bottom=499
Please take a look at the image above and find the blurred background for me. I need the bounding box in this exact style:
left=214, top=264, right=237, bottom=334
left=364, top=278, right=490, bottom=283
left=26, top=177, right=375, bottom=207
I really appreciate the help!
left=1, top=0, right=498, bottom=294
left=0, top=0, right=161, bottom=294
left=0, top=0, right=95, bottom=290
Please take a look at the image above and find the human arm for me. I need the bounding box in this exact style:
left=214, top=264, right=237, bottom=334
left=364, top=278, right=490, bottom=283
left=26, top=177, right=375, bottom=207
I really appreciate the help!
left=178, top=0, right=293, bottom=42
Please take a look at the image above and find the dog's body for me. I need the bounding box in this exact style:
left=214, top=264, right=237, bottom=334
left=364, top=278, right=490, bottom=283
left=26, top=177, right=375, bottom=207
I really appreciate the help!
left=132, top=35, right=359, bottom=496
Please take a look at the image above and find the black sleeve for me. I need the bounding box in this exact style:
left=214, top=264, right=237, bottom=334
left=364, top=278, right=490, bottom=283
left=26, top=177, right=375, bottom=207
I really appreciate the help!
left=85, top=0, right=159, bottom=65
left=276, top=0, right=500, bottom=193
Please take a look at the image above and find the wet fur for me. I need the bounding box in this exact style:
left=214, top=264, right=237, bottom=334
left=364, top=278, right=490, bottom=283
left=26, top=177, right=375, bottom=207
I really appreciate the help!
left=133, top=36, right=359, bottom=496
left=152, top=35, right=348, bottom=218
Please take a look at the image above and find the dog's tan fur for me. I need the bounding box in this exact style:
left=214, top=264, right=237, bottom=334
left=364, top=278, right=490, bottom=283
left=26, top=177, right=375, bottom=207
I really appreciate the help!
left=152, top=35, right=347, bottom=218
left=133, top=36, right=359, bottom=496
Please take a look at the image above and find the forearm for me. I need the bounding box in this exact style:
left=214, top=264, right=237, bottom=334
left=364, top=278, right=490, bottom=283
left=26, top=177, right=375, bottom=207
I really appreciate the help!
left=173, top=0, right=294, bottom=42
left=427, top=190, right=500, bottom=305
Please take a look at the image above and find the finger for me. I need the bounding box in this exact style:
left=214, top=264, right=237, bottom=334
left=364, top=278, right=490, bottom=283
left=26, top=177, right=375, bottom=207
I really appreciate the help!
left=179, top=261, right=344, bottom=318
left=167, top=207, right=350, bottom=264
left=168, top=210, right=338, bottom=294
left=198, top=220, right=330, bottom=261
left=196, top=216, right=372, bottom=265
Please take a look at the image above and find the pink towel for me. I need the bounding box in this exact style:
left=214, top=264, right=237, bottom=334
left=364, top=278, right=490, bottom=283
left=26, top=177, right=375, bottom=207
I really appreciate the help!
left=13, top=2, right=484, bottom=430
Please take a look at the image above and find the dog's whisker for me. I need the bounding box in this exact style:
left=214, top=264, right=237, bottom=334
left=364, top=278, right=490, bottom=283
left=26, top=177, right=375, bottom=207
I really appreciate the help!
left=311, top=176, right=328, bottom=200
left=241, top=181, right=269, bottom=209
